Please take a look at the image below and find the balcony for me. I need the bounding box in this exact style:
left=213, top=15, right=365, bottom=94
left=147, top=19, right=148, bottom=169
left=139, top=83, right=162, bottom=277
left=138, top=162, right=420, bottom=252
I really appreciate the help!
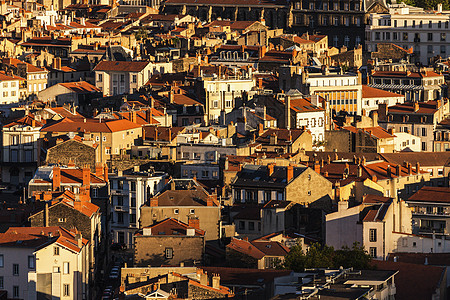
left=418, top=227, right=448, bottom=235
left=114, top=206, right=128, bottom=212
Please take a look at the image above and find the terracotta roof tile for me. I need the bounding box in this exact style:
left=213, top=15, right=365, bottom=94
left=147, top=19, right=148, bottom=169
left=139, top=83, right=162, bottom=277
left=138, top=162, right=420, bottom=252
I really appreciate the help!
left=93, top=61, right=150, bottom=72
left=362, top=85, right=404, bottom=98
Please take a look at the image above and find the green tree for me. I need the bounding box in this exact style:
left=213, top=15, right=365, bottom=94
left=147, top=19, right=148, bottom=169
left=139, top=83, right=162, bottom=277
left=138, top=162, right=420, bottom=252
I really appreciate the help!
left=134, top=28, right=148, bottom=41
left=304, top=243, right=334, bottom=269
left=283, top=242, right=306, bottom=272
left=333, top=242, right=372, bottom=270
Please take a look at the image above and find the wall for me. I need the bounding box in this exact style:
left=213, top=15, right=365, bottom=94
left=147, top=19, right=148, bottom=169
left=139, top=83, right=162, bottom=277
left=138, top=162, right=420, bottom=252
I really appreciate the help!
left=134, top=235, right=204, bottom=266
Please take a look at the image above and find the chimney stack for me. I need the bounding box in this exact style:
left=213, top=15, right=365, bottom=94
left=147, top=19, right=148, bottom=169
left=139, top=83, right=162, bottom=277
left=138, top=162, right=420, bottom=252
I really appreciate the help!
left=287, top=165, right=294, bottom=182
left=396, top=165, right=401, bottom=176
left=95, top=164, right=103, bottom=178
left=52, top=166, right=61, bottom=191
left=188, top=216, right=200, bottom=229
left=268, top=163, right=275, bottom=176
left=414, top=102, right=419, bottom=112
left=103, top=164, right=108, bottom=182
left=44, top=201, right=49, bottom=227
left=285, top=96, right=291, bottom=129
left=314, top=161, right=320, bottom=174
left=150, top=197, right=158, bottom=206
left=82, top=165, right=90, bottom=188
left=416, top=162, right=420, bottom=173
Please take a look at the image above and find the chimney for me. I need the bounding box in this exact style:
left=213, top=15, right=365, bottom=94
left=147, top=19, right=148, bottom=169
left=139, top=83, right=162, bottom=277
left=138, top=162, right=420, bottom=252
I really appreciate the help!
left=314, top=161, right=320, bottom=174
left=416, top=162, right=420, bottom=173
left=43, top=191, right=52, bottom=201
left=146, top=108, right=152, bottom=123
left=52, top=57, right=61, bottom=70
left=79, top=185, right=90, bottom=203
left=82, top=165, right=90, bottom=188
left=388, top=128, right=394, bottom=135
left=408, top=163, right=412, bottom=175
left=358, top=165, right=362, bottom=177
left=414, top=102, right=419, bottom=112
left=387, top=166, right=392, bottom=177
left=75, top=232, right=82, bottom=248
left=372, top=111, right=378, bottom=126
left=268, top=163, right=275, bottom=176
left=258, top=123, right=264, bottom=136
left=334, top=181, right=340, bottom=201
left=188, top=216, right=200, bottom=229
left=258, top=78, right=263, bottom=89
left=170, top=180, right=176, bottom=190
left=372, top=175, right=378, bottom=182
left=287, top=165, right=294, bottom=182
left=95, top=164, right=103, bottom=178
left=150, top=197, right=158, bottom=206
left=212, top=274, right=220, bottom=289
left=44, top=201, right=49, bottom=227
left=207, top=194, right=215, bottom=206
left=378, top=103, right=388, bottom=120
left=74, top=200, right=82, bottom=212
left=199, top=270, right=208, bottom=286
left=285, top=96, right=291, bottom=129
left=52, top=167, right=61, bottom=191
left=103, top=164, right=108, bottom=182
left=169, top=91, right=174, bottom=103
left=396, top=165, right=401, bottom=176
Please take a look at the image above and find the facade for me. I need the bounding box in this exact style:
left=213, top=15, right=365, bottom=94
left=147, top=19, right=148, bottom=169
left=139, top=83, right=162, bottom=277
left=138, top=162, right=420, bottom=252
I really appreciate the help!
left=140, top=179, right=221, bottom=241
left=1, top=57, right=48, bottom=96
left=0, top=72, right=22, bottom=104
left=109, top=169, right=166, bottom=248
left=94, top=61, right=153, bottom=96
left=0, top=226, right=89, bottom=300
left=361, top=85, right=404, bottom=115
left=366, top=3, right=450, bottom=65
left=134, top=218, right=205, bottom=266
left=1, top=114, right=43, bottom=186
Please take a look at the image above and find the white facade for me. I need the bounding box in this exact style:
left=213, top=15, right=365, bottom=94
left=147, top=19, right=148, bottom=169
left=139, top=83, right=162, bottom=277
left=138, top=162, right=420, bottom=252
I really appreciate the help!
left=0, top=77, right=20, bottom=104
left=203, top=76, right=255, bottom=123
left=393, top=132, right=421, bottom=152
left=110, top=171, right=166, bottom=248
left=361, top=94, right=405, bottom=115
left=296, top=110, right=326, bottom=145
left=366, top=3, right=450, bottom=65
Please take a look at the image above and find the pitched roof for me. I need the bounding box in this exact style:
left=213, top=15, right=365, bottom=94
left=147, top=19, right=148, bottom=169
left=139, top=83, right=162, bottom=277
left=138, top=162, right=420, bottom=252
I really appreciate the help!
left=138, top=218, right=205, bottom=236
left=226, top=238, right=289, bottom=260
left=256, top=128, right=306, bottom=145
left=2, top=57, right=47, bottom=73
left=93, top=61, right=150, bottom=72
left=386, top=101, right=441, bottom=115
left=151, top=187, right=217, bottom=207
left=362, top=85, right=404, bottom=98
left=289, top=97, right=324, bottom=113
left=3, top=114, right=45, bottom=128
left=30, top=166, right=106, bottom=186
left=227, top=238, right=265, bottom=259
left=251, top=240, right=290, bottom=256
left=59, top=81, right=101, bottom=93
left=232, top=165, right=307, bottom=188
left=40, top=118, right=141, bottom=133
left=379, top=152, right=450, bottom=167
left=342, top=126, right=395, bottom=139
left=200, top=267, right=291, bottom=285
left=371, top=70, right=442, bottom=78
left=406, top=186, right=450, bottom=203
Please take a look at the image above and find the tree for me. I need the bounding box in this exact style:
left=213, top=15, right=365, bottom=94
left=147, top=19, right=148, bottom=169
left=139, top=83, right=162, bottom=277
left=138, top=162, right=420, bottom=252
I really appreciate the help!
left=283, top=242, right=306, bottom=272
left=333, top=242, right=372, bottom=270
left=304, top=243, right=334, bottom=269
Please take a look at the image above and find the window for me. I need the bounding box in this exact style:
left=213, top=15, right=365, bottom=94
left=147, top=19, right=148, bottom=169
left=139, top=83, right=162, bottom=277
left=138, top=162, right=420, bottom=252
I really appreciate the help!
left=429, top=21, right=433, bottom=28
left=13, top=286, right=19, bottom=298
left=0, top=276, right=3, bottom=289
left=441, top=46, right=446, bottom=55
left=165, top=248, right=173, bottom=259
left=428, top=33, right=433, bottom=41
left=403, top=32, right=408, bottom=41
left=10, top=82, right=15, bottom=87
left=13, top=264, right=19, bottom=276
left=369, top=229, right=377, bottom=242
left=428, top=45, right=433, bottom=54
left=0, top=254, right=3, bottom=267
left=174, top=209, right=179, bottom=214
left=58, top=218, right=66, bottom=222
left=54, top=246, right=59, bottom=255
left=132, top=75, right=137, bottom=83
left=63, top=262, right=69, bottom=274
left=394, top=20, right=397, bottom=27
left=375, top=32, right=380, bottom=40
left=3, top=92, right=8, bottom=97
left=2, top=82, right=7, bottom=88
left=11, top=91, right=15, bottom=97
left=190, top=209, right=195, bottom=214
left=422, top=128, right=427, bottom=136
left=369, top=247, right=377, bottom=258
left=117, top=212, right=124, bottom=224
left=239, top=221, right=245, bottom=230
left=63, top=284, right=70, bottom=297
left=249, top=221, right=255, bottom=231
left=98, top=74, right=103, bottom=81
left=442, top=33, right=446, bottom=41
left=28, top=256, right=35, bottom=269
left=53, top=266, right=60, bottom=273
left=130, top=214, right=136, bottom=224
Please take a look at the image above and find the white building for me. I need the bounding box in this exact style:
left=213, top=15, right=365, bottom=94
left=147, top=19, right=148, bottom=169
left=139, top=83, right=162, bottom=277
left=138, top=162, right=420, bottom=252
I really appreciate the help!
left=94, top=61, right=171, bottom=96
left=202, top=73, right=256, bottom=124
left=366, top=3, right=450, bottom=65
left=0, top=226, right=89, bottom=300
left=393, top=131, right=422, bottom=152
left=0, top=72, right=21, bottom=104
left=361, top=85, right=405, bottom=115
left=109, top=169, right=166, bottom=248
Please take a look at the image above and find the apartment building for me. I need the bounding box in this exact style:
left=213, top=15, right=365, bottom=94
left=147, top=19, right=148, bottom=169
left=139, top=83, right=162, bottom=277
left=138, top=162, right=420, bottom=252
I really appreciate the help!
left=109, top=168, right=166, bottom=248
left=1, top=57, right=48, bottom=96
left=0, top=72, right=22, bottom=104
left=94, top=61, right=153, bottom=96
left=0, top=226, right=89, bottom=300
left=2, top=114, right=44, bottom=186
left=366, top=3, right=450, bottom=65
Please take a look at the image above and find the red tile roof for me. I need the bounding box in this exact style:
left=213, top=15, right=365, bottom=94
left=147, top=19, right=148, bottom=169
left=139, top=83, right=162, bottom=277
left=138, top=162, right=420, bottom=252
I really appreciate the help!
left=387, top=101, right=441, bottom=114
left=372, top=70, right=442, bottom=78
left=227, top=237, right=265, bottom=259
left=227, top=238, right=289, bottom=260
left=407, top=186, right=450, bottom=203
left=138, top=218, right=205, bottom=236
left=41, top=118, right=141, bottom=133
left=362, top=85, right=404, bottom=98
left=288, top=97, right=324, bottom=113
left=2, top=57, right=47, bottom=73
left=93, top=61, right=150, bottom=72
left=342, top=126, right=395, bottom=139
left=3, top=114, right=45, bottom=128
left=256, top=128, right=306, bottom=145
left=59, top=81, right=101, bottom=93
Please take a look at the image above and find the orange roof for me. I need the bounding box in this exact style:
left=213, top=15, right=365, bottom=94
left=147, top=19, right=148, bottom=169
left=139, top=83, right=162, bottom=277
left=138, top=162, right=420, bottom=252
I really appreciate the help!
left=3, top=114, right=45, bottom=128
left=41, top=118, right=141, bottom=133
left=93, top=61, right=150, bottom=72
left=139, top=218, right=205, bottom=236
left=372, top=70, right=442, bottom=78
left=2, top=57, right=47, bottom=73
left=342, top=126, right=395, bottom=139
left=59, top=81, right=101, bottom=93
left=362, top=85, right=404, bottom=98
left=227, top=237, right=265, bottom=259
left=289, top=97, right=324, bottom=113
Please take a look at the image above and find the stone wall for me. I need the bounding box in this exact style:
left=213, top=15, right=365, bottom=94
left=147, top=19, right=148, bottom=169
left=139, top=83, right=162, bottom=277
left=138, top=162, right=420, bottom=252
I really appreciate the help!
left=46, top=140, right=96, bottom=170
left=134, top=235, right=204, bottom=266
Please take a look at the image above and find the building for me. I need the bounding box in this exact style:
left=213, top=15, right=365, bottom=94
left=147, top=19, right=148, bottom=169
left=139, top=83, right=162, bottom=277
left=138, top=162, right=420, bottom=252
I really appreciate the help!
left=231, top=164, right=333, bottom=207
left=0, top=226, right=89, bottom=300
left=368, top=70, right=445, bottom=101
left=39, top=118, right=143, bottom=163
left=134, top=218, right=205, bottom=266
left=366, top=3, right=450, bottom=65
left=361, top=85, right=405, bottom=115
left=0, top=72, right=22, bottom=104
left=377, top=100, right=450, bottom=152
left=94, top=61, right=153, bottom=96
left=37, top=81, right=102, bottom=109
left=405, top=186, right=450, bottom=237
left=140, top=179, right=221, bottom=241
left=1, top=114, right=44, bottom=186
left=109, top=168, right=166, bottom=248
left=1, top=57, right=48, bottom=96
left=226, top=237, right=289, bottom=269
left=255, top=128, right=313, bottom=153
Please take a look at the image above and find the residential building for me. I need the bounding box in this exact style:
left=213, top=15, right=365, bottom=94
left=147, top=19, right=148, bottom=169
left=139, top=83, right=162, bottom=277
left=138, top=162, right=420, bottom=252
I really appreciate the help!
left=377, top=100, right=450, bottom=152
left=109, top=168, right=166, bottom=248
left=0, top=226, right=89, bottom=300
left=0, top=72, right=22, bottom=104
left=361, top=85, right=405, bottom=115
left=255, top=128, right=313, bottom=153
left=366, top=3, right=450, bottom=65
left=226, top=237, right=289, bottom=269
left=231, top=164, right=333, bottom=207
left=94, top=61, right=153, bottom=96
left=1, top=114, right=44, bottom=186
left=39, top=118, right=143, bottom=163
left=392, top=131, right=421, bottom=152
left=140, top=179, right=221, bottom=241
left=1, top=57, right=48, bottom=96
left=368, top=69, right=445, bottom=101
left=134, top=218, right=205, bottom=266
left=405, top=186, right=450, bottom=237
